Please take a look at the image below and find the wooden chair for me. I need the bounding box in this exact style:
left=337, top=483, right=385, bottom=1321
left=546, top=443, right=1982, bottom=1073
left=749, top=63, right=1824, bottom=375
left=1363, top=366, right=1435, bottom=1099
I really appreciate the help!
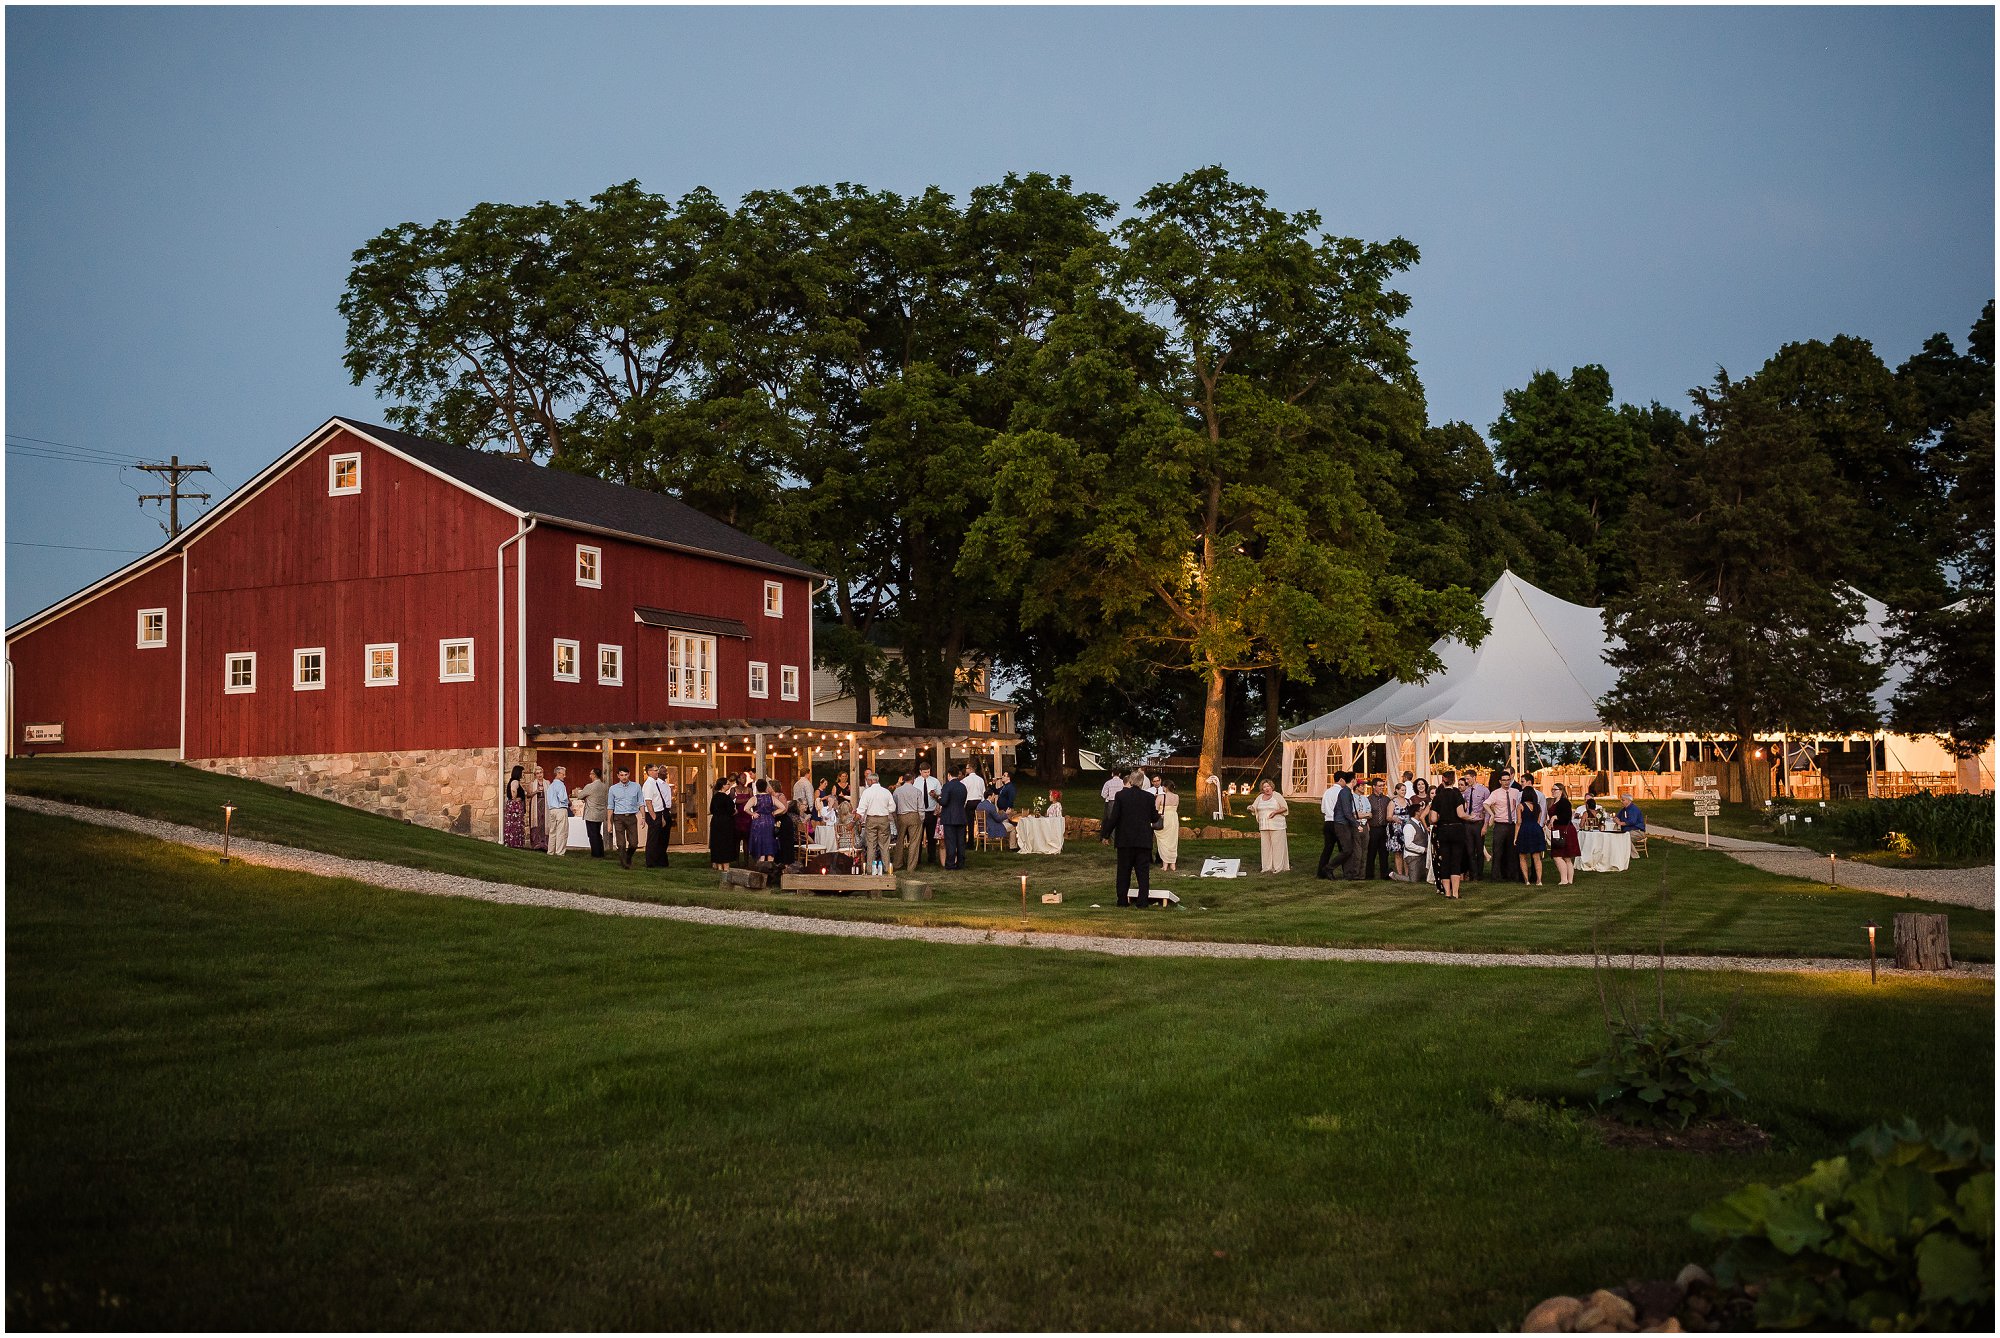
left=1630, top=830, right=1648, bottom=859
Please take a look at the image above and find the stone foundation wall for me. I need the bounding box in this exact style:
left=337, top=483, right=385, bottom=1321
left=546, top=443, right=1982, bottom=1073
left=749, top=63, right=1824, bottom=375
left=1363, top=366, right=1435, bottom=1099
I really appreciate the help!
left=194, top=746, right=537, bottom=839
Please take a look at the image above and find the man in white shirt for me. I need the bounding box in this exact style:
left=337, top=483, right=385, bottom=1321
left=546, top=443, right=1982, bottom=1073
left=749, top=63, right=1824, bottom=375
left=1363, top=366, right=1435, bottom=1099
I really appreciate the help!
left=1317, top=772, right=1352, bottom=880
left=792, top=769, right=815, bottom=814
left=545, top=766, right=570, bottom=857
left=1100, top=771, right=1125, bottom=818
left=641, top=765, right=674, bottom=868
left=892, top=773, right=925, bottom=871
left=856, top=770, right=898, bottom=872
left=962, top=768, right=986, bottom=805
left=912, top=762, right=942, bottom=866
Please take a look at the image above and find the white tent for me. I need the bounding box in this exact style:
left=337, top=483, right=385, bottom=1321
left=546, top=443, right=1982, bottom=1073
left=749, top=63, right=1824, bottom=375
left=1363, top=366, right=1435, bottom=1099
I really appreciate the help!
left=1279, top=571, right=1993, bottom=798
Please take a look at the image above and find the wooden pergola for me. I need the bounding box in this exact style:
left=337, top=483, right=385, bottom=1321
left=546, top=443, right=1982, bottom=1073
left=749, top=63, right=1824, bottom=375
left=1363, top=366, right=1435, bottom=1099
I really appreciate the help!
left=526, top=718, right=1021, bottom=843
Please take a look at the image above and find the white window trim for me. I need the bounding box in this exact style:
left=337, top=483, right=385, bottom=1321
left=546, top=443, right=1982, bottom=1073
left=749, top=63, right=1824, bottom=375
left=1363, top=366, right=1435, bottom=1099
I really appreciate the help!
left=763, top=580, right=783, bottom=617
left=749, top=660, right=769, bottom=699
left=780, top=664, right=800, bottom=701
left=293, top=647, right=326, bottom=692
left=439, top=637, right=475, bottom=683
left=667, top=630, right=717, bottom=709
left=364, top=642, right=400, bottom=687
left=328, top=452, right=361, bottom=495
left=553, top=638, right=581, bottom=683
left=575, top=545, right=602, bottom=589
left=597, top=643, right=624, bottom=686
left=136, top=607, right=168, bottom=649
left=224, top=651, right=257, bottom=695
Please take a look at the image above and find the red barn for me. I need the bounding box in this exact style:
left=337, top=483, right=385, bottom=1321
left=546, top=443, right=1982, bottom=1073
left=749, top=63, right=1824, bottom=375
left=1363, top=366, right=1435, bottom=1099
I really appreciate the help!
left=6, top=417, right=835, bottom=839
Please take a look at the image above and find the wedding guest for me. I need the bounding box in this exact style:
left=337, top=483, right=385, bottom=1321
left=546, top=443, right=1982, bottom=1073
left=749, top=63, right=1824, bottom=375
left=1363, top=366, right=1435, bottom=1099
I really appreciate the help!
left=545, top=766, right=571, bottom=856
left=1426, top=769, right=1469, bottom=899
left=708, top=779, right=739, bottom=870
left=641, top=765, right=673, bottom=869
left=503, top=765, right=529, bottom=848
left=792, top=769, right=815, bottom=816
left=856, top=771, right=897, bottom=872
left=1514, top=783, right=1548, bottom=886
left=607, top=767, right=643, bottom=869
left=940, top=765, right=970, bottom=870
left=1548, top=781, right=1580, bottom=885
left=1365, top=778, right=1394, bottom=879
left=892, top=772, right=925, bottom=872
left=1460, top=770, right=1490, bottom=880
left=1616, top=793, right=1647, bottom=831
left=913, top=762, right=942, bottom=866
left=748, top=779, right=779, bottom=866
left=1483, top=768, right=1521, bottom=883
left=580, top=767, right=609, bottom=858
left=1100, top=769, right=1125, bottom=818
left=1317, top=770, right=1353, bottom=880
left=776, top=800, right=801, bottom=869
left=1153, top=780, right=1179, bottom=871
left=1250, top=779, right=1290, bottom=875
left=1101, top=768, right=1161, bottom=906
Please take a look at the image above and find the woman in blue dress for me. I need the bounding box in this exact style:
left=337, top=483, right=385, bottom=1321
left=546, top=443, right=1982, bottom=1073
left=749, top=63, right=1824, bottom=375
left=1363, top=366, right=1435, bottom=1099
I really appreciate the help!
left=1513, top=784, right=1548, bottom=886
left=748, top=780, right=779, bottom=863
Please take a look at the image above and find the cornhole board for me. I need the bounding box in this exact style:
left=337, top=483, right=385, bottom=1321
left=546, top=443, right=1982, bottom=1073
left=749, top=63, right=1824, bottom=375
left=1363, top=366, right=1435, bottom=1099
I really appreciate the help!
left=781, top=872, right=899, bottom=898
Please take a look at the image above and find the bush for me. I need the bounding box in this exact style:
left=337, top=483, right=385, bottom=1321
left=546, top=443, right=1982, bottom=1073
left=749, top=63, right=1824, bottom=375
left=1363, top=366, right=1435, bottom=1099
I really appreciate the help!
left=1692, top=1119, right=1994, bottom=1330
left=1823, top=794, right=1994, bottom=863
left=1576, top=1010, right=1745, bottom=1129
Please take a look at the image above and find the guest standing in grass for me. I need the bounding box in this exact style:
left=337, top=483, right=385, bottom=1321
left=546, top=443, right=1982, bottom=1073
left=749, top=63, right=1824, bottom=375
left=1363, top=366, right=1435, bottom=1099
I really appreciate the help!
left=1427, top=770, right=1468, bottom=899
left=1102, top=768, right=1160, bottom=906
left=503, top=765, right=529, bottom=848
left=545, top=767, right=570, bottom=856
left=580, top=768, right=609, bottom=859
left=1250, top=780, right=1290, bottom=875
left=708, top=779, right=739, bottom=870
left=1514, top=785, right=1548, bottom=886
left=1155, top=780, right=1180, bottom=871
left=748, top=780, right=778, bottom=866
left=940, top=767, right=970, bottom=870
left=776, top=800, right=800, bottom=869
left=1548, top=782, right=1580, bottom=885
left=608, top=768, right=643, bottom=870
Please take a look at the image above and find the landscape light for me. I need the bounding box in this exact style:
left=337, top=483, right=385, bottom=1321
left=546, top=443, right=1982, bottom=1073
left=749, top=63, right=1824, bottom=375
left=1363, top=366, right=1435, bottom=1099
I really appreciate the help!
left=220, top=804, right=237, bottom=864
left=1020, top=874, right=1028, bottom=909
left=1865, top=920, right=1879, bottom=984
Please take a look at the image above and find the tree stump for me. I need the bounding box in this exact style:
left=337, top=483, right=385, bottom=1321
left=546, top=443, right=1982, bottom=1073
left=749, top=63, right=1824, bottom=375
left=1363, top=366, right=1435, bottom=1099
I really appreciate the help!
left=720, top=867, right=768, bottom=891
left=898, top=879, right=933, bottom=902
left=1892, top=913, right=1952, bottom=970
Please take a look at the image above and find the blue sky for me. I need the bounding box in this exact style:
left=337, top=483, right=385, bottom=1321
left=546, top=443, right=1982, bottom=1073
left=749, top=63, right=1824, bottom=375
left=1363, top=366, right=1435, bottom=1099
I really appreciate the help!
left=7, top=5, right=1993, bottom=618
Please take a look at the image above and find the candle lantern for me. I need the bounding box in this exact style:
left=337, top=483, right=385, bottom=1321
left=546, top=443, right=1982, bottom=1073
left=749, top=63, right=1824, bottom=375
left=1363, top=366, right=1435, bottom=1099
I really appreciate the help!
left=1865, top=920, right=1879, bottom=984
left=221, top=804, right=237, bottom=864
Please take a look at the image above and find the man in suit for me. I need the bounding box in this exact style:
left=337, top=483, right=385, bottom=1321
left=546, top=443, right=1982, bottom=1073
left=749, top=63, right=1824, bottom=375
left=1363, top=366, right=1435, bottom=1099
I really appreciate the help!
left=939, top=765, right=971, bottom=870
left=1316, top=772, right=1347, bottom=879
left=1100, top=768, right=1161, bottom=908
left=1342, top=774, right=1368, bottom=880
left=1365, top=778, right=1393, bottom=879
left=1323, top=771, right=1360, bottom=879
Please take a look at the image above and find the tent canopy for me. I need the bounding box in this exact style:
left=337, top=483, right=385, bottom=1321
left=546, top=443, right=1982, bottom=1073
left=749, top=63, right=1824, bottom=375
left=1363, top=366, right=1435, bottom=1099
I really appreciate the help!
left=1285, top=571, right=1915, bottom=745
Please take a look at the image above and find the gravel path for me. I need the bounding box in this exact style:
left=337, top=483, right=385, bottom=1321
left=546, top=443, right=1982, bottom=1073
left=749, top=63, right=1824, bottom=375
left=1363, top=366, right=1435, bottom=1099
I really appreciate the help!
left=1648, top=825, right=1995, bottom=910
left=12, top=795, right=1993, bottom=980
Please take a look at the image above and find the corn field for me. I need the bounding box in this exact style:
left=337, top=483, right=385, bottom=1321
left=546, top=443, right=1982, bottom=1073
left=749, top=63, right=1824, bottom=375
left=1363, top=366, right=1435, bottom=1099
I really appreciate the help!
left=1822, top=793, right=1995, bottom=862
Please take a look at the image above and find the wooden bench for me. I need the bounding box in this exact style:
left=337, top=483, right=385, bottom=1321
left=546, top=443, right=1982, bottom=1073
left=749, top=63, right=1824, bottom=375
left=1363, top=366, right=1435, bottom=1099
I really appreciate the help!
left=780, top=872, right=900, bottom=897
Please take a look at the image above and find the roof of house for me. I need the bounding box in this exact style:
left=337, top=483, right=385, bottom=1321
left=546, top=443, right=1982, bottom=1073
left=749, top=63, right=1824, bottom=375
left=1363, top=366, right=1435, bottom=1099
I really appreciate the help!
left=346, top=420, right=822, bottom=580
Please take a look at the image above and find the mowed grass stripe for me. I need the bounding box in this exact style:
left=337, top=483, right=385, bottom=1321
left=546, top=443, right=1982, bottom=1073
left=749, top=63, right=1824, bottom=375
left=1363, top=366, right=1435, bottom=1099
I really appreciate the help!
left=8, top=758, right=1991, bottom=959
left=7, top=813, right=1993, bottom=1330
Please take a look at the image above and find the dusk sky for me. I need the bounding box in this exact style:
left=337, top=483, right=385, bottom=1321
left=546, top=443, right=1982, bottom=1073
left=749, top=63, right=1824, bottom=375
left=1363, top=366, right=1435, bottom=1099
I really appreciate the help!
left=6, top=5, right=1993, bottom=619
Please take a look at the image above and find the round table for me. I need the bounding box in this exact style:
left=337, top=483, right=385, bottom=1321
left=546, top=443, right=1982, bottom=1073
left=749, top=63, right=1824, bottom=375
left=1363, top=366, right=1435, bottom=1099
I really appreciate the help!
left=1015, top=814, right=1066, bottom=854
left=1575, top=829, right=1633, bottom=873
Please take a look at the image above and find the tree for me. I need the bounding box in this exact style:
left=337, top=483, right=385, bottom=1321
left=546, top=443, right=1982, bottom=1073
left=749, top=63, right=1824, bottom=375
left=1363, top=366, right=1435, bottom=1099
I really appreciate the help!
left=1599, top=370, right=1883, bottom=802
left=971, top=167, right=1485, bottom=791
left=1488, top=365, right=1662, bottom=602
left=1888, top=301, right=1994, bottom=757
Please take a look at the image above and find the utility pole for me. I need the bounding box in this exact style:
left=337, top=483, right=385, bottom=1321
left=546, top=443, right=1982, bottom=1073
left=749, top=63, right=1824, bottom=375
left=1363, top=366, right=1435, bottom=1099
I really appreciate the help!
left=136, top=455, right=212, bottom=538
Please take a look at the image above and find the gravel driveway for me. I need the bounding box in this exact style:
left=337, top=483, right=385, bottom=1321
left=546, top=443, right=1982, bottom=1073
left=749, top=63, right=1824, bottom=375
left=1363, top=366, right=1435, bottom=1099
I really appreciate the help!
left=11, top=795, right=1992, bottom=980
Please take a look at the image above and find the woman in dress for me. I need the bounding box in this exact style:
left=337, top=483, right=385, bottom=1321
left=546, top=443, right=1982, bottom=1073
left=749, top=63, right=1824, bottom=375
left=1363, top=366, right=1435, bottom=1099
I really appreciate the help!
left=1514, top=784, right=1549, bottom=886
left=1249, top=779, right=1289, bottom=874
left=835, top=797, right=859, bottom=852
left=1155, top=779, right=1181, bottom=871
left=1547, top=782, right=1581, bottom=885
left=1045, top=789, right=1064, bottom=820
left=708, top=779, right=739, bottom=870
left=748, top=780, right=778, bottom=865
left=775, top=800, right=800, bottom=869
left=1426, top=770, right=1468, bottom=898
left=503, top=764, right=529, bottom=848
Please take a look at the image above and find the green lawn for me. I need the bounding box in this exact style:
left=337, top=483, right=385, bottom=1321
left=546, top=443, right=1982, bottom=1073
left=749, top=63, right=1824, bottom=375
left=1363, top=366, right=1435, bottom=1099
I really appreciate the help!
left=6, top=810, right=1992, bottom=1330
left=6, top=757, right=1992, bottom=960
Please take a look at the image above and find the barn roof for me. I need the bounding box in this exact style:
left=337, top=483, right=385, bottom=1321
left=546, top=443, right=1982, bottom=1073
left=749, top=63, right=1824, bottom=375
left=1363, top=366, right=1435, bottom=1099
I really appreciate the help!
left=342, top=421, right=822, bottom=581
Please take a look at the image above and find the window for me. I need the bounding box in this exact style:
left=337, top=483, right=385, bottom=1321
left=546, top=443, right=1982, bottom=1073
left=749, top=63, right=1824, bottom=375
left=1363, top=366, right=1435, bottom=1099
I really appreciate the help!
left=667, top=631, right=715, bottom=707
left=597, top=644, right=624, bottom=686
left=439, top=638, right=474, bottom=682
left=763, top=581, right=783, bottom=617
left=294, top=648, right=325, bottom=691
left=780, top=665, right=799, bottom=701
left=748, top=661, right=769, bottom=699
left=136, top=608, right=168, bottom=648
left=1323, top=749, right=1339, bottom=788
left=225, top=652, right=256, bottom=694
left=1290, top=747, right=1309, bottom=793
left=365, top=642, right=400, bottom=686
left=575, top=546, right=601, bottom=588
left=553, top=638, right=580, bottom=682
left=328, top=452, right=361, bottom=495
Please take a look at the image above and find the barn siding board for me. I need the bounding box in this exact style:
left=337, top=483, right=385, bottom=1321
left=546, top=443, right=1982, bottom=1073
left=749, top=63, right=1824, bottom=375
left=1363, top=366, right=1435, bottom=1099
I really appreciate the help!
left=182, top=430, right=518, bottom=759
left=7, top=557, right=182, bottom=753
left=523, top=522, right=813, bottom=731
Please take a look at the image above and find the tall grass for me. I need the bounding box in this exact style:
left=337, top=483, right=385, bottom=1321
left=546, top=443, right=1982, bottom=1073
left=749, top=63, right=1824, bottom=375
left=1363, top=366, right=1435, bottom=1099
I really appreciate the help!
left=1822, top=793, right=1995, bottom=862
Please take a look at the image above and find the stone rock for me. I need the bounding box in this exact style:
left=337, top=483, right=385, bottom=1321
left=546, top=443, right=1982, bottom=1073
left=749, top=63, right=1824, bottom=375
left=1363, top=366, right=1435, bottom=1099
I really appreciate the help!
left=1672, top=1265, right=1712, bottom=1294
left=1640, top=1322, right=1682, bottom=1334
left=1575, top=1289, right=1637, bottom=1333
left=1521, top=1296, right=1583, bottom=1332
left=1628, top=1280, right=1684, bottom=1327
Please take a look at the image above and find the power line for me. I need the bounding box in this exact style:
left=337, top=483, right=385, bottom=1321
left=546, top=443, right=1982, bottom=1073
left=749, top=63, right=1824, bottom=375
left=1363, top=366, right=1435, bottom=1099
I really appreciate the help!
left=5, top=433, right=147, bottom=463
left=135, top=455, right=212, bottom=537
left=6, top=541, right=149, bottom=554
left=5, top=446, right=136, bottom=468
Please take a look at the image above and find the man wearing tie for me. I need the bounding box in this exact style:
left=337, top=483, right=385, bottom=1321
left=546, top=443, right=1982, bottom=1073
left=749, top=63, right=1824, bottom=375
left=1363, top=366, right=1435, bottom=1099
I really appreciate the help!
left=1316, top=771, right=1347, bottom=879
left=939, top=765, right=971, bottom=870
left=914, top=761, right=942, bottom=866
left=641, top=764, right=674, bottom=868
left=1365, top=778, right=1393, bottom=880
left=1484, top=768, right=1521, bottom=883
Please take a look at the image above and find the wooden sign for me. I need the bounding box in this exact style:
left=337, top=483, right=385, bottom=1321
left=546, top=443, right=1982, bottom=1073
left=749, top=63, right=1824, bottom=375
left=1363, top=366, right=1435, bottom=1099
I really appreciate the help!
left=1692, top=795, right=1721, bottom=817
left=22, top=722, right=62, bottom=744
left=1199, top=857, right=1243, bottom=878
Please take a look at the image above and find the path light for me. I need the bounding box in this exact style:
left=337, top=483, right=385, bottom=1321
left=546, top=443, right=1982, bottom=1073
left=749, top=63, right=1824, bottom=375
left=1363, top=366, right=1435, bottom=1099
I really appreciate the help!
left=1020, top=874, right=1028, bottom=909
left=1830, top=851, right=1837, bottom=888
left=220, top=804, right=236, bottom=864
left=1865, top=920, right=1879, bottom=984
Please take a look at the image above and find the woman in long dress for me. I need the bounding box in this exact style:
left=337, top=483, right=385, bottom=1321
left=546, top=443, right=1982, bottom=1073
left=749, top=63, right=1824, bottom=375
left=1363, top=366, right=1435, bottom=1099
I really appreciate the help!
left=775, top=801, right=800, bottom=868
left=1156, top=780, right=1181, bottom=871
left=1249, top=780, right=1290, bottom=874
left=1548, top=782, right=1581, bottom=884
left=748, top=780, right=778, bottom=863
left=503, top=765, right=529, bottom=848
left=708, top=780, right=739, bottom=870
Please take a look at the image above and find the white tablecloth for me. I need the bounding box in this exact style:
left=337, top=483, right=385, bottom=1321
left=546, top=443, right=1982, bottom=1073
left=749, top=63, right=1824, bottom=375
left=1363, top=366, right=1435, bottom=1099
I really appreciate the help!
left=1576, top=830, right=1632, bottom=873
left=1015, top=814, right=1066, bottom=855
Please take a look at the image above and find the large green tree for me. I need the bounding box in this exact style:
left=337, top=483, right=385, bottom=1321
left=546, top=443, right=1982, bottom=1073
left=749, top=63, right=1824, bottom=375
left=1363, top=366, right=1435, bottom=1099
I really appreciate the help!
left=1599, top=370, right=1883, bottom=802
left=1888, top=301, right=1994, bottom=757
left=970, top=167, right=1485, bottom=789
